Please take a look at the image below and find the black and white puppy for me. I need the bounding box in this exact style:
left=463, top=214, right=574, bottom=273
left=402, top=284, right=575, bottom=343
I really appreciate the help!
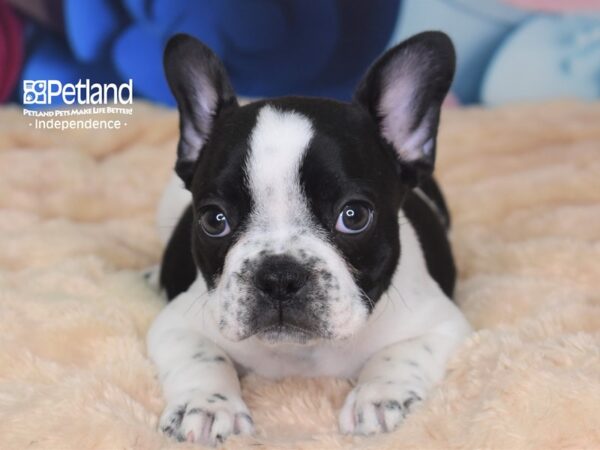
left=147, top=32, right=472, bottom=446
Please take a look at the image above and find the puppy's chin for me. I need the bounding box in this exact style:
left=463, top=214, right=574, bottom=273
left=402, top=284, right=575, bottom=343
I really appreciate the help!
left=254, top=324, right=320, bottom=346
left=217, top=320, right=322, bottom=345
left=216, top=318, right=323, bottom=344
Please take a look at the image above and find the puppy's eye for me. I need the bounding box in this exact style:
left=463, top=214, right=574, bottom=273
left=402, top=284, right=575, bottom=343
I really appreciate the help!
left=199, top=207, right=231, bottom=237
left=335, top=202, right=373, bottom=234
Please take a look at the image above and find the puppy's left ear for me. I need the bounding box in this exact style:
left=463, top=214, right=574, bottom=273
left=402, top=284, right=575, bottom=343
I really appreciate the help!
left=354, top=31, right=455, bottom=184
left=164, top=34, right=238, bottom=188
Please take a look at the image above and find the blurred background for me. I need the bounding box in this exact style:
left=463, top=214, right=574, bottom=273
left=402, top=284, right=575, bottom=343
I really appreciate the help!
left=1, top=0, right=600, bottom=107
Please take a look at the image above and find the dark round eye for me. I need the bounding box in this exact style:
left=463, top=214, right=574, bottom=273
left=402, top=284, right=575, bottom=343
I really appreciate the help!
left=335, top=202, right=374, bottom=234
left=199, top=207, right=231, bottom=237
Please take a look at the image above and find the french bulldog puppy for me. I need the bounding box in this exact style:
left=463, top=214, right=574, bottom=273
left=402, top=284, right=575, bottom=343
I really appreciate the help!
left=147, top=31, right=472, bottom=446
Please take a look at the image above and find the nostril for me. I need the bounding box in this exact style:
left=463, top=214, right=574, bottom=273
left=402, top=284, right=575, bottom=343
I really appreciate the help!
left=256, top=272, right=279, bottom=296
left=284, top=280, right=297, bottom=294
left=282, top=272, right=308, bottom=295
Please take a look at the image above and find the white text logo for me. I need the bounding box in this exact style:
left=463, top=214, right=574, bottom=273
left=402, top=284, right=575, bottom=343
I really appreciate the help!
left=23, top=79, right=133, bottom=105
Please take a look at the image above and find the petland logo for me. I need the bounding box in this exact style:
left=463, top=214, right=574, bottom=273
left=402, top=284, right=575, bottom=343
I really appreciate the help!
left=23, top=79, right=133, bottom=105
left=22, top=79, right=134, bottom=131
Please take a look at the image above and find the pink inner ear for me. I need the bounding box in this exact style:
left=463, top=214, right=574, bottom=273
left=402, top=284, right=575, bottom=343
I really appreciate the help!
left=194, top=74, right=218, bottom=122
left=378, top=72, right=433, bottom=163
left=180, top=73, right=218, bottom=163
left=378, top=76, right=415, bottom=159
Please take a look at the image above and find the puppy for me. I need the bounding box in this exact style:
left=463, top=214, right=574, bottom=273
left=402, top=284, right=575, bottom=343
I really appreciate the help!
left=147, top=32, right=472, bottom=446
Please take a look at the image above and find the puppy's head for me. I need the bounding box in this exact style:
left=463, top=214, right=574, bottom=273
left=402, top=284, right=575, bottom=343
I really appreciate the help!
left=164, top=32, right=455, bottom=343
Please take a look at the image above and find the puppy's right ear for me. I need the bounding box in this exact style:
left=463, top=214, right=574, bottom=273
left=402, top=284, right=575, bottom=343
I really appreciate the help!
left=164, top=34, right=238, bottom=188
left=354, top=32, right=455, bottom=186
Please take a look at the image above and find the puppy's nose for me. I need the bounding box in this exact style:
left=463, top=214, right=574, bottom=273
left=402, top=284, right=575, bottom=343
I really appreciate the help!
left=254, top=255, right=309, bottom=302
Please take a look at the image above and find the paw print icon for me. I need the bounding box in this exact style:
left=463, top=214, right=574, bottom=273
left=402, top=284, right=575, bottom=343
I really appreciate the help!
left=23, top=80, right=47, bottom=105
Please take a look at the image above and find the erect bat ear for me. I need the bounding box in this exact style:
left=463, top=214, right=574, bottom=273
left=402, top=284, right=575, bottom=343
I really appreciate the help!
left=164, top=34, right=238, bottom=188
left=354, top=31, right=455, bottom=185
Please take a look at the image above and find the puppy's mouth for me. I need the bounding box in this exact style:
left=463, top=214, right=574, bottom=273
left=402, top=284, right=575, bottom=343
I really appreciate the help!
left=255, top=323, right=317, bottom=345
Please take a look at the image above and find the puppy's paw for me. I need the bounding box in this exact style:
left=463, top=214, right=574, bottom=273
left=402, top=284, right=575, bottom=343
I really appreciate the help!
left=339, top=380, right=424, bottom=435
left=159, top=390, right=254, bottom=446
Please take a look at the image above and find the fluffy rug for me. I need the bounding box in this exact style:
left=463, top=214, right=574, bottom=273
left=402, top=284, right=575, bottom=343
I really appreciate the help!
left=0, top=100, right=599, bottom=449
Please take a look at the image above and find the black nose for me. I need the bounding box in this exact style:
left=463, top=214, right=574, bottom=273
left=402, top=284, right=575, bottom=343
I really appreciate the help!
left=254, top=255, right=310, bottom=302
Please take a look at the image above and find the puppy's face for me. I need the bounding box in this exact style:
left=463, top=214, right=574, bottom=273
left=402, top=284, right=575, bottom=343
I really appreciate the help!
left=191, top=100, right=403, bottom=342
left=164, top=33, right=455, bottom=343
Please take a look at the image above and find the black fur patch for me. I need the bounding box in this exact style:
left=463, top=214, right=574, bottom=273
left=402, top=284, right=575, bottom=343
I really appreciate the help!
left=159, top=205, right=196, bottom=300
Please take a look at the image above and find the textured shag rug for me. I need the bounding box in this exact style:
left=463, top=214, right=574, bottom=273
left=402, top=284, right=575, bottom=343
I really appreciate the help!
left=0, top=100, right=599, bottom=449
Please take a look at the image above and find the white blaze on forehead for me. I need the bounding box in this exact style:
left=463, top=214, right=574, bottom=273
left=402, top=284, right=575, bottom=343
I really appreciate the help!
left=246, top=105, right=314, bottom=227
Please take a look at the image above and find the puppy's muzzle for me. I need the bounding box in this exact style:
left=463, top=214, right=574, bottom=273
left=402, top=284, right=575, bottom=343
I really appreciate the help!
left=250, top=254, right=324, bottom=342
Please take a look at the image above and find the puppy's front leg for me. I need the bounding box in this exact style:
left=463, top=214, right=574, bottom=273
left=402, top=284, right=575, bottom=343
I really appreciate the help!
left=339, top=317, right=471, bottom=435
left=147, top=294, right=253, bottom=446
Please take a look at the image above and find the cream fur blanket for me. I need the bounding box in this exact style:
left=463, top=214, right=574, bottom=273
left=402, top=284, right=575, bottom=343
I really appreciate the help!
left=0, top=101, right=599, bottom=449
